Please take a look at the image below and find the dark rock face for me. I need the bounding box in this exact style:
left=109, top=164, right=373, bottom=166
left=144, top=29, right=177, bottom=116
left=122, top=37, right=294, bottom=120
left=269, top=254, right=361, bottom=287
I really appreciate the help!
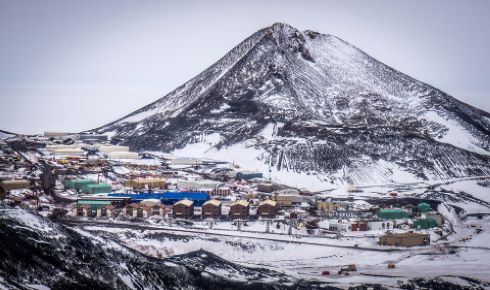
left=93, top=23, right=490, bottom=187
left=0, top=209, right=337, bottom=290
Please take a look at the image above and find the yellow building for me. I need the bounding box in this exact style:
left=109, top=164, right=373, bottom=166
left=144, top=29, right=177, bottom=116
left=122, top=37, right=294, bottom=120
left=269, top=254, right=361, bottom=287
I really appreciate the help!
left=316, top=201, right=339, bottom=214
left=124, top=178, right=166, bottom=190
left=0, top=180, right=31, bottom=192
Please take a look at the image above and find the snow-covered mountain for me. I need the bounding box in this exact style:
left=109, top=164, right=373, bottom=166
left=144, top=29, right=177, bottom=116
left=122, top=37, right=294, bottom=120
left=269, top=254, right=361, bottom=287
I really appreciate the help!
left=0, top=130, right=15, bottom=141
left=94, top=23, right=490, bottom=190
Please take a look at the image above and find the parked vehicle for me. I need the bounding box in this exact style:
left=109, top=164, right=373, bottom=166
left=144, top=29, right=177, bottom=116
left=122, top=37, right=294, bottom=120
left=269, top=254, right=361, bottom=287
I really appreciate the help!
left=341, top=264, right=357, bottom=272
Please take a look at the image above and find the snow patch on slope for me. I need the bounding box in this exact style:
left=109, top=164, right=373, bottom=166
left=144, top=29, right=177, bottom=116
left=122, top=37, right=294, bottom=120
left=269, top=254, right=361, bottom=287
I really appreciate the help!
left=169, top=130, right=429, bottom=191
left=424, top=111, right=488, bottom=155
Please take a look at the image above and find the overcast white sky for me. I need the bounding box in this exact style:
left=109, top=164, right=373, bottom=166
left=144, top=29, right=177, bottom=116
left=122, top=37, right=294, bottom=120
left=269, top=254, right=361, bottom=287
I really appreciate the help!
left=1, top=0, right=489, bottom=134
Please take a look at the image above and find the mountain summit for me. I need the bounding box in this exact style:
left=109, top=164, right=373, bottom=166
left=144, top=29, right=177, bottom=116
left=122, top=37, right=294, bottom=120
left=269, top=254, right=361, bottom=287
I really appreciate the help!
left=94, top=23, right=490, bottom=190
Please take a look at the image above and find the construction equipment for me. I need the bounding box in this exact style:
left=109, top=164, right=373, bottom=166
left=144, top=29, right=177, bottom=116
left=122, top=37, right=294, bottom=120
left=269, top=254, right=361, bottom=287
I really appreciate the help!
left=341, top=264, right=357, bottom=272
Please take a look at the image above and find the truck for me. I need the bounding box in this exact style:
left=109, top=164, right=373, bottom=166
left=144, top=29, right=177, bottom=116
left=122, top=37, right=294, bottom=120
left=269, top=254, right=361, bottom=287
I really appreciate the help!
left=340, top=264, right=357, bottom=272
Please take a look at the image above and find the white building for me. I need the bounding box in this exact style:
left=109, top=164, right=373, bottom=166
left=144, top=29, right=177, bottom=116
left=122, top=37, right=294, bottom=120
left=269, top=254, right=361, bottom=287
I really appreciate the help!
left=98, top=145, right=130, bottom=153
left=106, top=151, right=139, bottom=159
left=177, top=179, right=223, bottom=191
left=368, top=220, right=394, bottom=231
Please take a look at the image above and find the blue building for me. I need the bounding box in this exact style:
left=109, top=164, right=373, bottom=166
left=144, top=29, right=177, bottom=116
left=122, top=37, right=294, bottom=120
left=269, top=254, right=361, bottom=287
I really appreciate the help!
left=108, top=192, right=210, bottom=206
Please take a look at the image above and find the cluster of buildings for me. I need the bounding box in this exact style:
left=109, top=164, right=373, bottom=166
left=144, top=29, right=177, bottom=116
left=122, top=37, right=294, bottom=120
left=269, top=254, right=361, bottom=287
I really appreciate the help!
left=44, top=143, right=139, bottom=160
left=0, top=140, right=37, bottom=205
left=312, top=198, right=442, bottom=247
left=74, top=190, right=282, bottom=221
left=0, top=134, right=444, bottom=249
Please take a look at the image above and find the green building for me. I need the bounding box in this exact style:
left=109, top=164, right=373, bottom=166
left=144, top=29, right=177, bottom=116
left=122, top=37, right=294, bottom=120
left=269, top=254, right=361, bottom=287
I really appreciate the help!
left=77, top=200, right=112, bottom=210
left=378, top=209, right=410, bottom=220
left=65, top=179, right=96, bottom=191
left=84, top=183, right=112, bottom=194
left=417, top=202, right=431, bottom=213
left=413, top=218, right=437, bottom=229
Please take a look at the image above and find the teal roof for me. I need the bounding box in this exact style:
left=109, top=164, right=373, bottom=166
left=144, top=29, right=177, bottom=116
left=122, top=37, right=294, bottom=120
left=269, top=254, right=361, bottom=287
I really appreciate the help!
left=378, top=208, right=410, bottom=219
left=86, top=184, right=112, bottom=189
left=414, top=218, right=437, bottom=229
left=65, top=179, right=96, bottom=190
left=379, top=209, right=407, bottom=213
left=417, top=202, right=431, bottom=213
left=83, top=183, right=112, bottom=194
left=65, top=179, right=95, bottom=185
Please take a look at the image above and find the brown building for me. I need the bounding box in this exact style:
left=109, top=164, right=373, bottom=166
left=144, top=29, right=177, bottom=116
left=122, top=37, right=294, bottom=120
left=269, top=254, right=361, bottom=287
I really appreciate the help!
left=229, top=200, right=250, bottom=220
left=160, top=204, right=171, bottom=217
left=172, top=199, right=194, bottom=219
left=80, top=204, right=93, bottom=217
left=99, top=205, right=115, bottom=218
left=379, top=232, right=430, bottom=247
left=125, top=203, right=143, bottom=218
left=140, top=199, right=161, bottom=217
left=257, top=182, right=274, bottom=193
left=257, top=200, right=278, bottom=218
left=202, top=199, right=222, bottom=219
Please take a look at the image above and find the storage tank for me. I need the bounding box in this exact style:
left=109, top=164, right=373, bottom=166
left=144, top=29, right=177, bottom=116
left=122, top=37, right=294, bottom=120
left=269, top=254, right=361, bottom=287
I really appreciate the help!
left=106, top=151, right=139, bottom=159
left=52, top=148, right=85, bottom=157
left=99, top=145, right=130, bottom=153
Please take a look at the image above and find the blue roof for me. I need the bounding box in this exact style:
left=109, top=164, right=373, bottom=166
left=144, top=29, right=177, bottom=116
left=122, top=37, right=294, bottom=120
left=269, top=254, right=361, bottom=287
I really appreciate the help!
left=162, top=192, right=209, bottom=200
left=108, top=192, right=209, bottom=201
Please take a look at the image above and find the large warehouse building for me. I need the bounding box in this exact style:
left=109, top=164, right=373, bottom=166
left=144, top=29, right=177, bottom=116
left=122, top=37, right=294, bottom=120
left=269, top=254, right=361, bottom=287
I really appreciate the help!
left=109, top=192, right=209, bottom=206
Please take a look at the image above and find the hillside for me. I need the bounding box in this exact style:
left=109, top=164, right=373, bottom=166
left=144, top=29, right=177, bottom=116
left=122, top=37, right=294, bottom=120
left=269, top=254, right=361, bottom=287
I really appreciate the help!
left=93, top=23, right=490, bottom=190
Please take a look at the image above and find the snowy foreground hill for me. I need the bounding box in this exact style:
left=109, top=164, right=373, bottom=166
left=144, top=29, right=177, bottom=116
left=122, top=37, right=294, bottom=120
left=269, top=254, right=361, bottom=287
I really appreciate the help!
left=2, top=208, right=487, bottom=290
left=94, top=23, right=490, bottom=190
left=0, top=209, right=331, bottom=290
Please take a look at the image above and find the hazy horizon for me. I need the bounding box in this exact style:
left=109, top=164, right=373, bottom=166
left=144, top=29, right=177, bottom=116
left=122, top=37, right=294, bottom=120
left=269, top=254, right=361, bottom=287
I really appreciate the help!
left=1, top=0, right=489, bottom=134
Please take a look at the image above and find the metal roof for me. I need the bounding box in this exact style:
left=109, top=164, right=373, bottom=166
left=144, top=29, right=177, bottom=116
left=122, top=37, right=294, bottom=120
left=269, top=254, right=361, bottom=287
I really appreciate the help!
left=163, top=192, right=209, bottom=200
left=379, top=209, right=407, bottom=213
left=109, top=192, right=209, bottom=201
left=231, top=200, right=249, bottom=207
left=174, top=199, right=194, bottom=207
left=203, top=199, right=222, bottom=207
left=259, top=199, right=277, bottom=207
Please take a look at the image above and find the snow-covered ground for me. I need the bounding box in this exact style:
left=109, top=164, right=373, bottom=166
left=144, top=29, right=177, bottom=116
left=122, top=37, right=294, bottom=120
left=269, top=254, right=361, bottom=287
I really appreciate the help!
left=69, top=175, right=490, bottom=286
left=82, top=222, right=490, bottom=286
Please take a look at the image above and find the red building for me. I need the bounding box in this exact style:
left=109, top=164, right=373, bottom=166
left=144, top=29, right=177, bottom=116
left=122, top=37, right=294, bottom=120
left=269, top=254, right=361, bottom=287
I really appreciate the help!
left=351, top=221, right=368, bottom=231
